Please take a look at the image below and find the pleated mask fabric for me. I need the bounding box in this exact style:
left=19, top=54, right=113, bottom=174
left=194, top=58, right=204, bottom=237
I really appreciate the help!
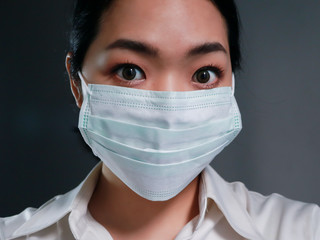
left=78, top=73, right=242, bottom=201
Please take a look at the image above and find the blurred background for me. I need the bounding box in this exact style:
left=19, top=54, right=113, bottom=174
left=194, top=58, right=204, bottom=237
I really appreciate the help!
left=0, top=0, right=319, bottom=216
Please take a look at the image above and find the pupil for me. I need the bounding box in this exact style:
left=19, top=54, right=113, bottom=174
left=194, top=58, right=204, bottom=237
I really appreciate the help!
left=123, top=67, right=136, bottom=80
left=197, top=70, right=210, bottom=83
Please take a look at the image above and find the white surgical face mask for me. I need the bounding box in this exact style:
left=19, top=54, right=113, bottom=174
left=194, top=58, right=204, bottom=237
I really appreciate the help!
left=78, top=73, right=242, bottom=201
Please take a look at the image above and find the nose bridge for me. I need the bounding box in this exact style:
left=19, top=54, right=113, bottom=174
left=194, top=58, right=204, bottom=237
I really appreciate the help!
left=150, top=71, right=191, bottom=92
left=153, top=73, right=176, bottom=91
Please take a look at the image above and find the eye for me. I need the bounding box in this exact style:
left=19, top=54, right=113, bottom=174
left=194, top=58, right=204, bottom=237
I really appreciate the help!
left=115, top=64, right=145, bottom=81
left=192, top=67, right=220, bottom=84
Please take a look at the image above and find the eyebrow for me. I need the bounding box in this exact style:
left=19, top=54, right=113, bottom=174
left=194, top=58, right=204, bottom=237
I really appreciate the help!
left=186, top=42, right=227, bottom=57
left=106, top=39, right=158, bottom=57
left=106, top=38, right=227, bottom=57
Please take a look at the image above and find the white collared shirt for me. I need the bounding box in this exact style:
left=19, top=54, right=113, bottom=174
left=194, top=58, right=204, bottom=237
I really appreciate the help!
left=1, top=163, right=319, bottom=240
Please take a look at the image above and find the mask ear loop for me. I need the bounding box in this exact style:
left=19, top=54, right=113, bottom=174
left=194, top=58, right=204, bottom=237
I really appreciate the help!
left=231, top=73, right=235, bottom=96
left=78, top=71, right=92, bottom=99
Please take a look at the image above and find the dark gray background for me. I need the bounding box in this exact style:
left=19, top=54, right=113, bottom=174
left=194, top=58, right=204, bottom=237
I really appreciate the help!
left=0, top=0, right=319, bottom=217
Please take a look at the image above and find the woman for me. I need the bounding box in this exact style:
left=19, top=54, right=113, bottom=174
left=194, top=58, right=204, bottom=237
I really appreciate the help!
left=1, top=0, right=319, bottom=239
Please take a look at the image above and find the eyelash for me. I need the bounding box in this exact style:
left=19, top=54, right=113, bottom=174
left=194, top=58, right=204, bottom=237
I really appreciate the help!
left=108, top=61, right=224, bottom=88
left=196, top=65, right=223, bottom=78
left=110, top=62, right=142, bottom=74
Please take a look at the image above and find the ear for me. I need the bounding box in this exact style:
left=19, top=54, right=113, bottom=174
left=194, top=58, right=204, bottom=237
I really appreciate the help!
left=65, top=52, right=83, bottom=108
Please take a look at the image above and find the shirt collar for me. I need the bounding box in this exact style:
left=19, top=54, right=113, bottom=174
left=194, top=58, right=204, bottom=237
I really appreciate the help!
left=199, top=166, right=265, bottom=240
left=68, top=163, right=103, bottom=239
left=12, top=163, right=264, bottom=240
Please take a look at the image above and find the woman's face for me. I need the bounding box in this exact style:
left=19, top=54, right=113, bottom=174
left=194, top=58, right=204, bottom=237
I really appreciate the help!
left=78, top=0, right=232, bottom=94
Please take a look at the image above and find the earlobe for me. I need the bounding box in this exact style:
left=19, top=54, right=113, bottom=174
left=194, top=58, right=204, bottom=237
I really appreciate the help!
left=65, top=52, right=83, bottom=108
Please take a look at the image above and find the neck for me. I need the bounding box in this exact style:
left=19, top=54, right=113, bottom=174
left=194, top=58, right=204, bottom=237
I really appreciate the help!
left=88, top=164, right=200, bottom=239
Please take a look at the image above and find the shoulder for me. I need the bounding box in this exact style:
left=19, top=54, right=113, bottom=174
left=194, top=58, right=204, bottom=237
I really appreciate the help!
left=227, top=176, right=320, bottom=239
left=0, top=163, right=101, bottom=240
left=245, top=189, right=320, bottom=240
left=0, top=207, right=37, bottom=240
left=0, top=187, right=79, bottom=240
left=204, top=166, right=320, bottom=240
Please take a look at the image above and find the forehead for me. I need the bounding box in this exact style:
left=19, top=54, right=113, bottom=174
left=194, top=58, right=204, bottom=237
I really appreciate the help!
left=98, top=0, right=229, bottom=54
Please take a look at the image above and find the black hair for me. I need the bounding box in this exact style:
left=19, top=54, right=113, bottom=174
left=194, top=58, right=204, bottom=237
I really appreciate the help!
left=212, top=1, right=241, bottom=71
left=68, top=0, right=241, bottom=80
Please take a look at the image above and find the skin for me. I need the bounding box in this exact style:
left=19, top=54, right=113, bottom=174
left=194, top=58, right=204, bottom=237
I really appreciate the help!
left=66, top=0, right=232, bottom=239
